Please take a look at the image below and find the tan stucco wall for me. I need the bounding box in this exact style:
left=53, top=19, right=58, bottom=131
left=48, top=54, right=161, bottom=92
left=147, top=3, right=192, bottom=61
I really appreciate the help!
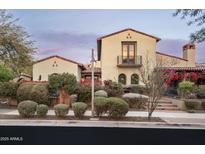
left=156, top=53, right=188, bottom=67
left=94, top=61, right=101, bottom=68
left=33, top=57, right=81, bottom=81
left=100, top=29, right=157, bottom=85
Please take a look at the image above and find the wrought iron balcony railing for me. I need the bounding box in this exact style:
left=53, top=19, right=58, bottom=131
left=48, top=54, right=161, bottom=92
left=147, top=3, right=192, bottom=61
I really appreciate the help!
left=117, top=56, right=142, bottom=67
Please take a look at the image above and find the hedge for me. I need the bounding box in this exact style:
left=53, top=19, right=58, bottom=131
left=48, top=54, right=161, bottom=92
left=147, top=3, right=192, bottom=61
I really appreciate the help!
left=17, top=83, right=49, bottom=105
left=0, top=82, right=19, bottom=98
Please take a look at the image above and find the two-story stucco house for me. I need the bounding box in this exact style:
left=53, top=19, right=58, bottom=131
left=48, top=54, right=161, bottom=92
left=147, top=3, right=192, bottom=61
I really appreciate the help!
left=32, top=28, right=205, bottom=86
left=97, top=28, right=199, bottom=85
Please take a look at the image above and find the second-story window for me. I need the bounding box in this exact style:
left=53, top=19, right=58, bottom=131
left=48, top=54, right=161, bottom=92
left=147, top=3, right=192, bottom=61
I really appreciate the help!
left=122, top=42, right=136, bottom=64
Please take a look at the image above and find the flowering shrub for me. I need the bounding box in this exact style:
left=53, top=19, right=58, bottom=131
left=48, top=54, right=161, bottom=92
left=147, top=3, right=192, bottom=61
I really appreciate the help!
left=162, top=69, right=205, bottom=87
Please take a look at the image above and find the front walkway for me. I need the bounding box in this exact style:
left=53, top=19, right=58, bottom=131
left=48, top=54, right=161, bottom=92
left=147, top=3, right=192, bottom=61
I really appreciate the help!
left=1, top=109, right=205, bottom=128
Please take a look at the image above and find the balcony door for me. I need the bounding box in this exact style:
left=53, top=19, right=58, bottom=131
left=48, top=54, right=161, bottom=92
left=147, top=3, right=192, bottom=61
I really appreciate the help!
left=122, top=42, right=136, bottom=64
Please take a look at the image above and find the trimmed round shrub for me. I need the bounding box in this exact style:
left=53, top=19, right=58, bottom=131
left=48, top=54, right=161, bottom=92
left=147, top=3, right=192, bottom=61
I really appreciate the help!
left=184, top=99, right=197, bottom=110
left=95, top=90, right=108, bottom=97
left=54, top=104, right=69, bottom=117
left=94, top=97, right=109, bottom=116
left=124, top=84, right=149, bottom=95
left=17, top=83, right=49, bottom=105
left=17, top=100, right=38, bottom=118
left=107, top=97, right=129, bottom=119
left=17, top=83, right=33, bottom=101
left=36, top=104, right=48, bottom=117
left=122, top=93, right=148, bottom=109
left=30, top=84, right=49, bottom=105
left=72, top=102, right=87, bottom=119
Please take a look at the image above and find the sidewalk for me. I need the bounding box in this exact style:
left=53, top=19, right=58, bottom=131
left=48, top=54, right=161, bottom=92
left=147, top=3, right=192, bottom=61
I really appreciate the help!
left=1, top=109, right=205, bottom=119
left=0, top=109, right=205, bottom=128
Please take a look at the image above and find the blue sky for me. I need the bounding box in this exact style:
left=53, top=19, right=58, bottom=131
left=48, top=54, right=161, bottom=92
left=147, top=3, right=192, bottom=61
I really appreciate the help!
left=9, top=9, right=205, bottom=63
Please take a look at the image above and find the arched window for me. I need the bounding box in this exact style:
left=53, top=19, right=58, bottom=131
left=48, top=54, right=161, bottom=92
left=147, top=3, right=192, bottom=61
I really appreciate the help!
left=118, top=73, right=126, bottom=85
left=131, top=73, right=139, bottom=84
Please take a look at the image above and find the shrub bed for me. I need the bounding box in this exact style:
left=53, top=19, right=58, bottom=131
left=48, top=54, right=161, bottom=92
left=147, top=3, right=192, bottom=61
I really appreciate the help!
left=17, top=100, right=38, bottom=118
left=36, top=104, right=48, bottom=117
left=195, top=88, right=205, bottom=99
left=124, top=84, right=149, bottom=95
left=184, top=99, right=198, bottom=110
left=94, top=97, right=109, bottom=116
left=104, top=80, right=124, bottom=97
left=107, top=97, right=129, bottom=119
left=0, top=82, right=19, bottom=98
left=122, top=93, right=148, bottom=109
left=74, top=84, right=103, bottom=103
left=72, top=102, right=87, bottom=119
left=95, top=90, right=108, bottom=97
left=17, top=83, right=49, bottom=105
left=54, top=104, right=69, bottom=117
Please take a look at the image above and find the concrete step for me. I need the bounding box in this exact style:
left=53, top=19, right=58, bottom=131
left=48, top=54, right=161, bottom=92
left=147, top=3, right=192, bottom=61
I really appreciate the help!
left=145, top=108, right=180, bottom=111
left=156, top=100, right=172, bottom=104
left=157, top=104, right=178, bottom=107
left=145, top=103, right=177, bottom=107
left=145, top=99, right=180, bottom=111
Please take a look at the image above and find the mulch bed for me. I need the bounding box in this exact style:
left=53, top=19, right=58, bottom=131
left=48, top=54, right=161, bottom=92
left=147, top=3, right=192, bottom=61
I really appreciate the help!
left=0, top=114, right=164, bottom=122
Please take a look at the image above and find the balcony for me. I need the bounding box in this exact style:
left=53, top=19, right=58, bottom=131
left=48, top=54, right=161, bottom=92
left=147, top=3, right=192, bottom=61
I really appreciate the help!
left=117, top=56, right=142, bottom=67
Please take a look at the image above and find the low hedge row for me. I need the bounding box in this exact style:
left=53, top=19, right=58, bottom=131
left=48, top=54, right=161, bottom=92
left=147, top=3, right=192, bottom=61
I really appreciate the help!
left=17, top=100, right=88, bottom=119
left=184, top=99, right=205, bottom=110
left=17, top=83, right=49, bottom=105
left=17, top=97, right=129, bottom=119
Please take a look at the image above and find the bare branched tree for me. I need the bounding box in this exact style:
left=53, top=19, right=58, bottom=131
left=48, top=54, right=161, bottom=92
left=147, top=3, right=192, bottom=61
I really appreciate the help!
left=139, top=51, right=178, bottom=119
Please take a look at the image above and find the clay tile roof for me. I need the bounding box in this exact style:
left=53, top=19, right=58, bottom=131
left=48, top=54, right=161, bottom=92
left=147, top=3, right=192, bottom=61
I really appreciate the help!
left=82, top=67, right=101, bottom=73
left=97, top=28, right=161, bottom=41
left=160, top=66, right=205, bottom=71
left=156, top=51, right=188, bottom=61
left=34, top=55, right=84, bottom=67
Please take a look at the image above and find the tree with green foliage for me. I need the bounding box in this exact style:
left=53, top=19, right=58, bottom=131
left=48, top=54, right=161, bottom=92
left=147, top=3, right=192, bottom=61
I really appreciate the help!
left=48, top=73, right=77, bottom=95
left=0, top=64, right=15, bottom=82
left=0, top=10, right=35, bottom=75
left=173, top=9, right=205, bottom=42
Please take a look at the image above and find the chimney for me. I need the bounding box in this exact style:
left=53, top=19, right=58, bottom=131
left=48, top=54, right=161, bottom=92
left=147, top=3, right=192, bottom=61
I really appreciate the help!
left=183, top=43, right=196, bottom=67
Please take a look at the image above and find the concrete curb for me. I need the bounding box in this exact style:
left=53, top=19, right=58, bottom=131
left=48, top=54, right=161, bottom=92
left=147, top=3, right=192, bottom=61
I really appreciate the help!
left=0, top=119, right=205, bottom=129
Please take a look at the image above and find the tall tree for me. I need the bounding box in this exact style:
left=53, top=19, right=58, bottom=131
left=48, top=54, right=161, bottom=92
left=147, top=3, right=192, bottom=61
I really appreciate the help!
left=173, top=9, right=205, bottom=43
left=0, top=10, right=35, bottom=75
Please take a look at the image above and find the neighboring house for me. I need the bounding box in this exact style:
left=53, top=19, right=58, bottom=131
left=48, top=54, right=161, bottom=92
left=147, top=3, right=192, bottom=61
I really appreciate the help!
left=13, top=73, right=32, bottom=82
left=33, top=55, right=84, bottom=81
left=97, top=28, right=203, bottom=85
